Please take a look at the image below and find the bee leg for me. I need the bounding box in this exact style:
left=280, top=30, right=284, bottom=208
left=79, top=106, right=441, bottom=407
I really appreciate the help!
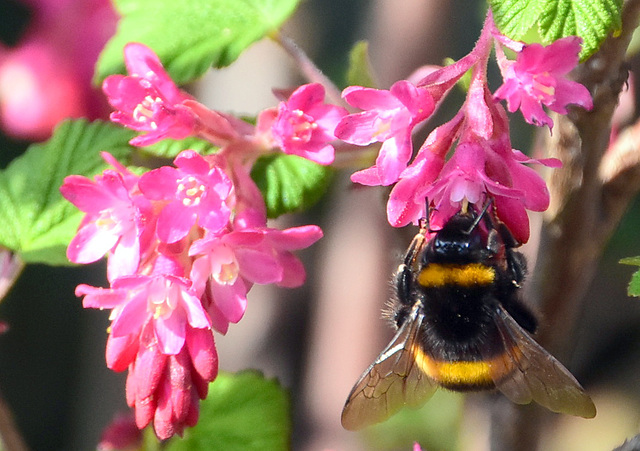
left=506, top=248, right=527, bottom=286
left=395, top=263, right=414, bottom=306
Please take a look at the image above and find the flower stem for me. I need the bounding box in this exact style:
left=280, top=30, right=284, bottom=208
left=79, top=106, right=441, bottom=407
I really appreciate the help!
left=271, top=32, right=346, bottom=108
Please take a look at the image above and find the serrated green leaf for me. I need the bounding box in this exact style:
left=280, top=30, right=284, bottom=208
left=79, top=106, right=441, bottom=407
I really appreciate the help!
left=489, top=0, right=545, bottom=40
left=539, top=0, right=622, bottom=59
left=95, top=0, right=300, bottom=85
left=490, top=0, right=622, bottom=60
left=250, top=154, right=332, bottom=218
left=347, top=41, right=377, bottom=88
left=628, top=269, right=640, bottom=297
left=166, top=371, right=290, bottom=451
left=0, top=120, right=135, bottom=265
left=141, top=136, right=219, bottom=159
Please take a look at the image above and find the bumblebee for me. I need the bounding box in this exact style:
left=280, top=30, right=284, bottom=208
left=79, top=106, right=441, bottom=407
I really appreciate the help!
left=341, top=203, right=595, bottom=430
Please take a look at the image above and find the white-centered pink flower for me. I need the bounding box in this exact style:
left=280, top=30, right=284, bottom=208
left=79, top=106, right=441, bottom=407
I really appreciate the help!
left=138, top=150, right=233, bottom=243
left=189, top=224, right=323, bottom=334
left=102, top=43, right=197, bottom=146
left=77, top=274, right=211, bottom=355
left=271, top=83, right=348, bottom=165
left=494, top=36, right=593, bottom=129
left=61, top=161, right=151, bottom=280
left=336, top=80, right=435, bottom=186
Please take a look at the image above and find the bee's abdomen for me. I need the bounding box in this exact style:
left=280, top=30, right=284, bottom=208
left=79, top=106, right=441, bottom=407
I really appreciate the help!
left=414, top=262, right=518, bottom=390
left=411, top=341, right=519, bottom=390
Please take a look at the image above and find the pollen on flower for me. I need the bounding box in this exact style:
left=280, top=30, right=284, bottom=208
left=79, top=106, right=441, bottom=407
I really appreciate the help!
left=373, top=118, right=392, bottom=138
left=289, top=109, right=318, bottom=142
left=132, top=95, right=161, bottom=123
left=95, top=211, right=118, bottom=231
left=532, top=76, right=555, bottom=98
left=148, top=278, right=178, bottom=320
left=177, top=176, right=206, bottom=207
left=214, top=260, right=239, bottom=285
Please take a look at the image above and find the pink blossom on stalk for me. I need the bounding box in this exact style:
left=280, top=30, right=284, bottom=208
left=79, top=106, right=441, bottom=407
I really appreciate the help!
left=335, top=80, right=435, bottom=186
left=60, top=162, right=151, bottom=281
left=77, top=274, right=211, bottom=355
left=422, top=140, right=557, bottom=242
left=387, top=112, right=464, bottom=227
left=189, top=224, right=323, bottom=333
left=494, top=36, right=593, bottom=129
left=271, top=83, right=348, bottom=165
left=102, top=43, right=197, bottom=146
left=138, top=150, right=233, bottom=243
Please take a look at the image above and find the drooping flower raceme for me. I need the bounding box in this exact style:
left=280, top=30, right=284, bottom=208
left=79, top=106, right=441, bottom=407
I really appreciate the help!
left=341, top=11, right=589, bottom=244
left=63, top=153, right=321, bottom=439
left=64, top=41, right=338, bottom=440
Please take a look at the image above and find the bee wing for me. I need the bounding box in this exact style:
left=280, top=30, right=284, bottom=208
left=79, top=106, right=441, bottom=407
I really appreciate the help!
left=341, top=305, right=438, bottom=430
left=491, top=305, right=596, bottom=418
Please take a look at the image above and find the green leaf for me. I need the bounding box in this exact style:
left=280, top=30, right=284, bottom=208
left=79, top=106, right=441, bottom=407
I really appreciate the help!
left=621, top=256, right=640, bottom=297
left=628, top=270, right=640, bottom=297
left=250, top=154, right=332, bottom=218
left=0, top=120, right=135, bottom=265
left=620, top=256, right=640, bottom=266
left=346, top=41, right=377, bottom=88
left=95, top=0, right=300, bottom=85
left=141, top=136, right=219, bottom=159
left=489, top=0, right=622, bottom=59
left=489, top=0, right=545, bottom=40
left=166, top=371, right=290, bottom=451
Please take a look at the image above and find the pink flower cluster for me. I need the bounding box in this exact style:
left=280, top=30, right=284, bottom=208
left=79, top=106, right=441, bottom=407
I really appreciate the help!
left=335, top=12, right=592, bottom=243
left=61, top=43, right=338, bottom=439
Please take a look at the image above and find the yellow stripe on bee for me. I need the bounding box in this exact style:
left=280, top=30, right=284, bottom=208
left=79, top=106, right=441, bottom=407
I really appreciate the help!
left=412, top=345, right=494, bottom=386
left=417, top=263, right=495, bottom=288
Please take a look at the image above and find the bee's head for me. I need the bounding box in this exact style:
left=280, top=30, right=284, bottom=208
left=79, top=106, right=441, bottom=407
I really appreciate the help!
left=427, top=213, right=486, bottom=263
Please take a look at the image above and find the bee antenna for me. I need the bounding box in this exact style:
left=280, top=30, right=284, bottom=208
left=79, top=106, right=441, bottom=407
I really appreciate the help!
left=420, top=198, right=430, bottom=232
left=465, top=198, right=493, bottom=234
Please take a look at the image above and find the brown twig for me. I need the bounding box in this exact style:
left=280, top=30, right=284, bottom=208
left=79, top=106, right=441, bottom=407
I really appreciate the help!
left=489, top=1, right=640, bottom=450
left=0, top=395, right=28, bottom=451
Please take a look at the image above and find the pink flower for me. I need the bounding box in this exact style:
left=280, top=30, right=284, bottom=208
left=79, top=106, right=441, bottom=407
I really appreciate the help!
left=424, top=141, right=556, bottom=242
left=138, top=150, right=233, bottom=243
left=336, top=80, right=435, bottom=186
left=387, top=112, right=463, bottom=227
left=77, top=274, right=211, bottom=355
left=0, top=41, right=86, bottom=141
left=0, top=0, right=116, bottom=140
left=60, top=162, right=151, bottom=281
left=189, top=224, right=323, bottom=333
left=271, top=83, right=348, bottom=165
left=494, top=36, right=593, bottom=129
left=102, top=43, right=197, bottom=146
